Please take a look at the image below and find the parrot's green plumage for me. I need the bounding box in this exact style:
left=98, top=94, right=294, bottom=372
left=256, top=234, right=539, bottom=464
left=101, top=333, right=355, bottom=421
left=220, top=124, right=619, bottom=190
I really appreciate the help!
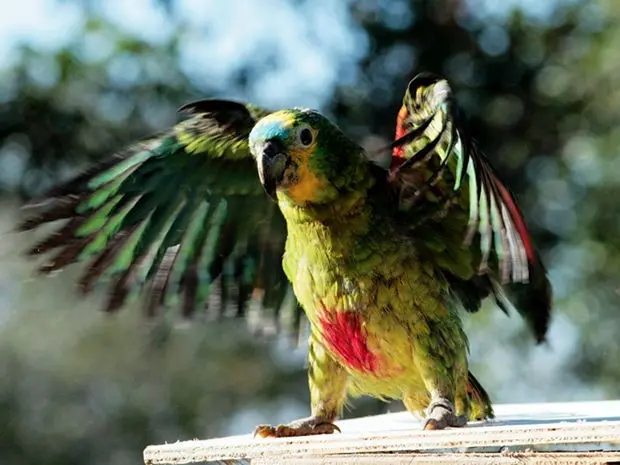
left=19, top=73, right=551, bottom=435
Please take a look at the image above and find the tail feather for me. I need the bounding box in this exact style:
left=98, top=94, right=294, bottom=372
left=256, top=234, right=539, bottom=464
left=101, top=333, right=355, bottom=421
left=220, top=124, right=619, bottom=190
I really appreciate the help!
left=467, top=371, right=494, bottom=421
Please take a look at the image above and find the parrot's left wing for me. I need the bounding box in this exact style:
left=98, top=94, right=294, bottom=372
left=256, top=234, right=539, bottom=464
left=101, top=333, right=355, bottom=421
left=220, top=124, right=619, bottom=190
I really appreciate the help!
left=388, top=73, right=551, bottom=342
left=19, top=100, right=297, bottom=334
left=389, top=73, right=534, bottom=283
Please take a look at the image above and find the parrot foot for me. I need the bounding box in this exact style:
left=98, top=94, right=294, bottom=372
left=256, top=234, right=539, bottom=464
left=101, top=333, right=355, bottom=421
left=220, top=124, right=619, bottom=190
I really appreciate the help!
left=423, top=398, right=467, bottom=430
left=254, top=416, right=341, bottom=438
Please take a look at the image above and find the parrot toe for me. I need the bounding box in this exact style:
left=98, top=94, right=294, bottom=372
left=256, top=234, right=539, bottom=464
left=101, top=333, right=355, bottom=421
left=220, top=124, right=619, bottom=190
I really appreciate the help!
left=423, top=398, right=468, bottom=430
left=254, top=416, right=340, bottom=438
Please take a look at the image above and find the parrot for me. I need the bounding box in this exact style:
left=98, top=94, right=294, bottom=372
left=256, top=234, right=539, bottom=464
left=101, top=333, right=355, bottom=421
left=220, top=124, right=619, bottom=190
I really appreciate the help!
left=18, top=72, right=552, bottom=436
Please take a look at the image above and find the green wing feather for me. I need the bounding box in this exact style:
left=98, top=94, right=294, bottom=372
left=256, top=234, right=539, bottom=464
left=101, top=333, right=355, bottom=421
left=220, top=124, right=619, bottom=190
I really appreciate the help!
left=390, top=73, right=552, bottom=342
left=19, top=99, right=298, bottom=336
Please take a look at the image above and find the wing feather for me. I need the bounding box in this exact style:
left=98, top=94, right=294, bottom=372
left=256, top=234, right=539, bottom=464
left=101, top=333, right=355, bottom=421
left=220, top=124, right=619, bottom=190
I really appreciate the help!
left=18, top=100, right=298, bottom=337
left=390, top=73, right=552, bottom=342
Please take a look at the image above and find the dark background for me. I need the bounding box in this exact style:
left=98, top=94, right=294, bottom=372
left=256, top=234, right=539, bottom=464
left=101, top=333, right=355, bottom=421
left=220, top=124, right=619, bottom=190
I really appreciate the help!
left=1, top=1, right=619, bottom=464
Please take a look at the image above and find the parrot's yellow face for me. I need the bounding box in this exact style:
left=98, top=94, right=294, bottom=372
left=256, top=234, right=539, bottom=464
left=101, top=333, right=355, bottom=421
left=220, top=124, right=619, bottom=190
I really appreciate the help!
left=249, top=109, right=338, bottom=205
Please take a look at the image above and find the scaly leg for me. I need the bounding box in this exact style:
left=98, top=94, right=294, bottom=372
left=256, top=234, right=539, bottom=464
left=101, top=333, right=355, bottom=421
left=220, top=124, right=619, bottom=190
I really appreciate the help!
left=255, top=331, right=349, bottom=438
left=423, top=394, right=468, bottom=430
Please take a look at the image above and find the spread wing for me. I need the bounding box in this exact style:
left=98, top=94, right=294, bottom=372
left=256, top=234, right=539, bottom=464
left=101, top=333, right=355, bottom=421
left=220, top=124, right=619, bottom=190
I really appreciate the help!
left=389, top=73, right=552, bottom=342
left=19, top=100, right=299, bottom=336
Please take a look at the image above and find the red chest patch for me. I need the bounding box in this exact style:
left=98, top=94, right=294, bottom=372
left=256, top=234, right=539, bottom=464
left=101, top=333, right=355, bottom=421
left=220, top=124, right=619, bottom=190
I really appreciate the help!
left=318, top=309, right=379, bottom=374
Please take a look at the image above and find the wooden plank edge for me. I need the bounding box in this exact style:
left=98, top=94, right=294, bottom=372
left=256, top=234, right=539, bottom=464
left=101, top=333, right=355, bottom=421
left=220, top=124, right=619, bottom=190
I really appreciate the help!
left=251, top=451, right=620, bottom=465
left=143, top=420, right=620, bottom=464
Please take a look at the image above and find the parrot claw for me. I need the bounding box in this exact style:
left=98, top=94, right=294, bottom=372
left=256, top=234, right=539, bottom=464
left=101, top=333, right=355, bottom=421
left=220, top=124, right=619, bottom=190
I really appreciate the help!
left=254, top=417, right=341, bottom=438
left=423, top=398, right=467, bottom=430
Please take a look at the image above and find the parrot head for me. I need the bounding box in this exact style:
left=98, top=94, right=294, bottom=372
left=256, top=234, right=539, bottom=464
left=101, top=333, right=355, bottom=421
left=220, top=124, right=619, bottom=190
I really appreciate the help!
left=249, top=109, right=362, bottom=205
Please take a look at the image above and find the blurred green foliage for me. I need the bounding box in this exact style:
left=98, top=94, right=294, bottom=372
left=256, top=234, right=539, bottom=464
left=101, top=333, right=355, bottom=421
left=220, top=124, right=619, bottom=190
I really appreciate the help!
left=0, top=0, right=619, bottom=464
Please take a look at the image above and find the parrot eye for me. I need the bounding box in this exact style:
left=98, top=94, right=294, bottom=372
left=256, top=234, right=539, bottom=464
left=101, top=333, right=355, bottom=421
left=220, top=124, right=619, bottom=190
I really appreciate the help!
left=297, top=126, right=314, bottom=147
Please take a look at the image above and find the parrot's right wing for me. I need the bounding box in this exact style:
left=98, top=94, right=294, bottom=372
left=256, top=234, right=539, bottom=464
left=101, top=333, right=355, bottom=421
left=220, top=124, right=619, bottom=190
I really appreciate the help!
left=19, top=100, right=298, bottom=333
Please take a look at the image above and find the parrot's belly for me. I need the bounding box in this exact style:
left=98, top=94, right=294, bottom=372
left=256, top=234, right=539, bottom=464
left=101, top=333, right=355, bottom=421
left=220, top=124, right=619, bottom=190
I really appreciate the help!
left=293, top=261, right=436, bottom=399
left=314, top=304, right=426, bottom=398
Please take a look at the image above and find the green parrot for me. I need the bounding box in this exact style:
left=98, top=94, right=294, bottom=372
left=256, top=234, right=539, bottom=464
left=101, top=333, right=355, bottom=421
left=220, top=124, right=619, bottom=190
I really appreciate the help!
left=19, top=73, right=551, bottom=436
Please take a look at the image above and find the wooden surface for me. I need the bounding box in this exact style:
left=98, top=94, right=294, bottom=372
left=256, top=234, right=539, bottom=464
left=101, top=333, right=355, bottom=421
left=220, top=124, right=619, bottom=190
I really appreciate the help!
left=143, top=400, right=620, bottom=464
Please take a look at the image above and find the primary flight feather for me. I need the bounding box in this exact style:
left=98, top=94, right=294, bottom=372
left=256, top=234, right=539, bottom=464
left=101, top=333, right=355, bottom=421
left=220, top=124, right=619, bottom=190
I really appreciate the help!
left=19, top=73, right=552, bottom=435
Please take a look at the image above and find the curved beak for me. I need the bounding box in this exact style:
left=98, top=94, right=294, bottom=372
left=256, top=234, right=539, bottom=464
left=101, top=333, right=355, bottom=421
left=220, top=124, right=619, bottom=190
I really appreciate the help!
left=257, top=139, right=288, bottom=201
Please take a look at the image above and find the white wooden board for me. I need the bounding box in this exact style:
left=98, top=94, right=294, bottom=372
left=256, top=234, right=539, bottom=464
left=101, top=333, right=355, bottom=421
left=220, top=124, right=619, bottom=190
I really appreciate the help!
left=144, top=400, right=620, bottom=464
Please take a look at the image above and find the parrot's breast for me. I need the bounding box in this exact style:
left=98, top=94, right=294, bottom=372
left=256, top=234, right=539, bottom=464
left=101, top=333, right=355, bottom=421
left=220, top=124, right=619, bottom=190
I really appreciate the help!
left=281, top=198, right=452, bottom=395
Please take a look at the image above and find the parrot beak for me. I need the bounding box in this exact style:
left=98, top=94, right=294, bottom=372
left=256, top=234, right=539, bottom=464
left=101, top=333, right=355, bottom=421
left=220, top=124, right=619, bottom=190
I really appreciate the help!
left=258, top=139, right=289, bottom=201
